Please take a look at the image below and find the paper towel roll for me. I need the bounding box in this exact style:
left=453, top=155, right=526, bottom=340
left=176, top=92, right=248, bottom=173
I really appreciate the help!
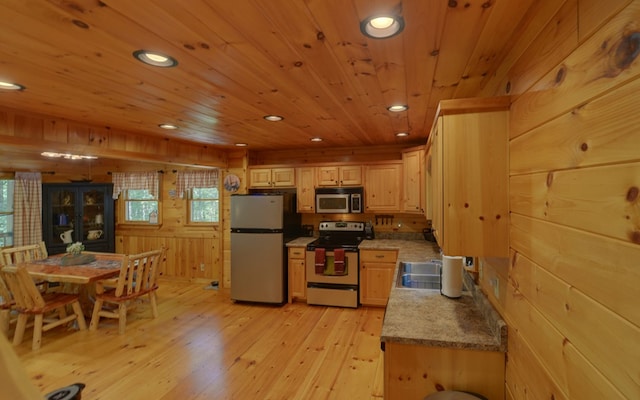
left=441, top=255, right=464, bottom=298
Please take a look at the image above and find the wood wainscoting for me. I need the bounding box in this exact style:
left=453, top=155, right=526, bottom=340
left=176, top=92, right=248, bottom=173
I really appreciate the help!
left=15, top=280, right=386, bottom=399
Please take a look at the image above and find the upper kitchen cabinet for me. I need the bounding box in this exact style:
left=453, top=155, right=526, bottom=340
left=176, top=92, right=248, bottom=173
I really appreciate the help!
left=42, top=183, right=115, bottom=255
left=402, top=147, right=425, bottom=214
left=364, top=163, right=402, bottom=212
left=429, top=97, right=510, bottom=257
left=249, top=167, right=295, bottom=188
left=316, top=165, right=362, bottom=187
left=296, top=167, right=316, bottom=213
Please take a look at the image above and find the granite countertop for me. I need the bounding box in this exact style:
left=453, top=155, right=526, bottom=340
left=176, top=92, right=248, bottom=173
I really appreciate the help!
left=286, top=236, right=317, bottom=247
left=360, top=239, right=507, bottom=352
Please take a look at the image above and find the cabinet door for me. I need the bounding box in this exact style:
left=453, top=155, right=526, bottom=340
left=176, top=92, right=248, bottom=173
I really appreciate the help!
left=340, top=166, right=362, bottom=186
left=364, top=164, right=402, bottom=212
left=296, top=167, right=316, bottom=212
left=250, top=168, right=273, bottom=188
left=44, top=187, right=78, bottom=248
left=288, top=247, right=306, bottom=302
left=271, top=168, right=295, bottom=187
left=402, top=149, right=424, bottom=213
left=360, top=261, right=395, bottom=306
left=316, top=166, right=340, bottom=186
left=431, top=118, right=444, bottom=245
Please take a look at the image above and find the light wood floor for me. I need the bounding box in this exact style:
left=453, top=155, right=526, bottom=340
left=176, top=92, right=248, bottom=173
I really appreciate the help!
left=14, top=280, right=386, bottom=399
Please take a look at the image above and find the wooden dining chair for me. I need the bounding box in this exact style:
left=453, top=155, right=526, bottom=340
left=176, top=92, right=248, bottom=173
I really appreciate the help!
left=0, top=273, right=17, bottom=338
left=0, top=266, right=87, bottom=351
left=0, top=242, right=48, bottom=266
left=90, top=248, right=164, bottom=334
left=0, top=242, right=51, bottom=292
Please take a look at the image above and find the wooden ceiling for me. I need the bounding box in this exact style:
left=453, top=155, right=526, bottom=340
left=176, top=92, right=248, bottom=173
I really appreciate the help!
left=0, top=0, right=534, bottom=152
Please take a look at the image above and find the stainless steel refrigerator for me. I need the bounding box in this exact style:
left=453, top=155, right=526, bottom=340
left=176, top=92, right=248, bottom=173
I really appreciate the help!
left=230, top=191, right=300, bottom=304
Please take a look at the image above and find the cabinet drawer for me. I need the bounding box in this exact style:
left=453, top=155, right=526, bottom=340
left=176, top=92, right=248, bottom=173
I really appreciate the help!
left=360, top=249, right=398, bottom=263
left=288, top=247, right=306, bottom=259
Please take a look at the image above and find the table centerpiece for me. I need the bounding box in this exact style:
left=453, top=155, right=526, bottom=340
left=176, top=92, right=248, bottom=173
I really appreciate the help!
left=61, top=242, right=96, bottom=265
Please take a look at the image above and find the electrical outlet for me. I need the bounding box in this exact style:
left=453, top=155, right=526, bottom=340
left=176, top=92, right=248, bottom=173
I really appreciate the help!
left=200, top=263, right=205, bottom=272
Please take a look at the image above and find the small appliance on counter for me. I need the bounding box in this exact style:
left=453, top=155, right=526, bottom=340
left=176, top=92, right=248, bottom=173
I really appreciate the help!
left=440, top=255, right=464, bottom=298
left=364, top=221, right=375, bottom=239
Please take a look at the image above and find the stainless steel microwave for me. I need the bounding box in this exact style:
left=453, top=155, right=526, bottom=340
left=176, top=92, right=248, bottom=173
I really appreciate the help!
left=315, top=187, right=363, bottom=213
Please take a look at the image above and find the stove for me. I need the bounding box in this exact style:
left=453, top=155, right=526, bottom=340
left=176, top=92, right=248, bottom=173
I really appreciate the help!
left=306, top=221, right=365, bottom=251
left=305, top=221, right=364, bottom=308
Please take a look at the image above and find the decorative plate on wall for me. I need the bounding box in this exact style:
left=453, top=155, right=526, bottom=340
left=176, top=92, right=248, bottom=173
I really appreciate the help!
left=223, top=174, right=240, bottom=192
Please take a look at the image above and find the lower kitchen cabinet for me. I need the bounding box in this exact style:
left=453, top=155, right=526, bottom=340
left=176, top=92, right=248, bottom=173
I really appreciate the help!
left=359, top=249, right=398, bottom=306
left=384, top=342, right=505, bottom=400
left=288, top=246, right=306, bottom=302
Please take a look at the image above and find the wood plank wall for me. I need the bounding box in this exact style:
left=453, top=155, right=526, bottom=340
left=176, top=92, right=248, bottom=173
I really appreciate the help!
left=480, top=0, right=639, bottom=398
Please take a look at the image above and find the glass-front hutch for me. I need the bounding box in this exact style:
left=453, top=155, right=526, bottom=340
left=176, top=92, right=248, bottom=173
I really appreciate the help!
left=42, top=183, right=115, bottom=255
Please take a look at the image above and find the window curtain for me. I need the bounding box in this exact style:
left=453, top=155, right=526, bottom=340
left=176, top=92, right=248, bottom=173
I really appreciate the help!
left=111, top=171, right=159, bottom=199
left=13, top=172, right=42, bottom=246
left=176, top=169, right=219, bottom=199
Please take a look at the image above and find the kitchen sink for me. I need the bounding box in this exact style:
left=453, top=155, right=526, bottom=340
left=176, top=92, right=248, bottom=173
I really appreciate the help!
left=396, top=261, right=441, bottom=290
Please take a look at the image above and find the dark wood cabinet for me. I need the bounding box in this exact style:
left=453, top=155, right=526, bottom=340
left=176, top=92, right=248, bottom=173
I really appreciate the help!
left=42, top=183, right=115, bottom=255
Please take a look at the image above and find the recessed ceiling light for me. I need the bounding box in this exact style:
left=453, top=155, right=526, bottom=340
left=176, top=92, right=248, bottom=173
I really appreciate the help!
left=395, top=132, right=410, bottom=137
left=310, top=137, right=323, bottom=142
left=387, top=104, right=408, bottom=112
left=158, top=123, right=178, bottom=130
left=0, top=81, right=25, bottom=91
left=235, top=143, right=248, bottom=147
left=360, top=15, right=405, bottom=39
left=263, top=115, right=284, bottom=122
left=133, top=50, right=178, bottom=68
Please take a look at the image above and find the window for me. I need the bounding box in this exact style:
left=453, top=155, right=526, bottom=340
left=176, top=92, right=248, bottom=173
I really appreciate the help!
left=188, top=187, right=219, bottom=224
left=0, top=179, right=14, bottom=247
left=124, top=189, right=158, bottom=222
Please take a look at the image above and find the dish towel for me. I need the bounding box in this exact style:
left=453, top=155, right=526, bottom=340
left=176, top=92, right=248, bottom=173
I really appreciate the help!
left=315, top=248, right=326, bottom=274
left=334, top=249, right=345, bottom=275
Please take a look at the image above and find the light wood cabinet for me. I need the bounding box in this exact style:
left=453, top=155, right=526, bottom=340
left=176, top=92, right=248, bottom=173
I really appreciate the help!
left=364, top=163, right=403, bottom=212
left=402, top=148, right=425, bottom=214
left=428, top=97, right=510, bottom=257
left=359, top=249, right=398, bottom=306
left=316, top=165, right=362, bottom=186
left=384, top=342, right=505, bottom=399
left=249, top=167, right=295, bottom=188
left=296, top=167, right=316, bottom=213
left=288, top=246, right=306, bottom=303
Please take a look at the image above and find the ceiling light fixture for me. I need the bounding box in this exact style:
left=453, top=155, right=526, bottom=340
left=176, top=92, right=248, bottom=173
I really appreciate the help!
left=360, top=15, right=405, bottom=39
left=133, top=50, right=178, bottom=68
left=41, top=152, right=98, bottom=160
left=263, top=115, right=284, bottom=122
left=395, top=132, right=410, bottom=137
left=387, top=104, right=408, bottom=112
left=235, top=143, right=248, bottom=147
left=310, top=137, right=323, bottom=142
left=158, top=123, right=178, bottom=130
left=0, top=81, right=25, bottom=91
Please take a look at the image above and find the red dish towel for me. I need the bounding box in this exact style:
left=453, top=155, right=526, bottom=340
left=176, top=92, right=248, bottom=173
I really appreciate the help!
left=334, top=248, right=345, bottom=275
left=315, top=248, right=326, bottom=274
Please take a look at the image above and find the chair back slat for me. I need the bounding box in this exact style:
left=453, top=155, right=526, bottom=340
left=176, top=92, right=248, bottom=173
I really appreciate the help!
left=0, top=266, right=46, bottom=311
left=1, top=242, right=48, bottom=266
left=0, top=273, right=13, bottom=308
left=114, top=249, right=163, bottom=298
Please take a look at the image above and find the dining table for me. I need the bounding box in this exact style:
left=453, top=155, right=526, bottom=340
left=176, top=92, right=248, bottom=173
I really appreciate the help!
left=19, top=252, right=125, bottom=315
left=21, top=252, right=124, bottom=285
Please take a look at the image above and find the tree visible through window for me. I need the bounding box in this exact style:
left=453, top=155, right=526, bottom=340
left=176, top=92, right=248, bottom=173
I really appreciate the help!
left=0, top=179, right=14, bottom=247
left=189, top=187, right=219, bottom=223
left=125, top=189, right=158, bottom=222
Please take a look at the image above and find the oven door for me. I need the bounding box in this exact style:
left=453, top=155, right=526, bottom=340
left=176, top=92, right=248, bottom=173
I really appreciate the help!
left=305, top=249, right=358, bottom=285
